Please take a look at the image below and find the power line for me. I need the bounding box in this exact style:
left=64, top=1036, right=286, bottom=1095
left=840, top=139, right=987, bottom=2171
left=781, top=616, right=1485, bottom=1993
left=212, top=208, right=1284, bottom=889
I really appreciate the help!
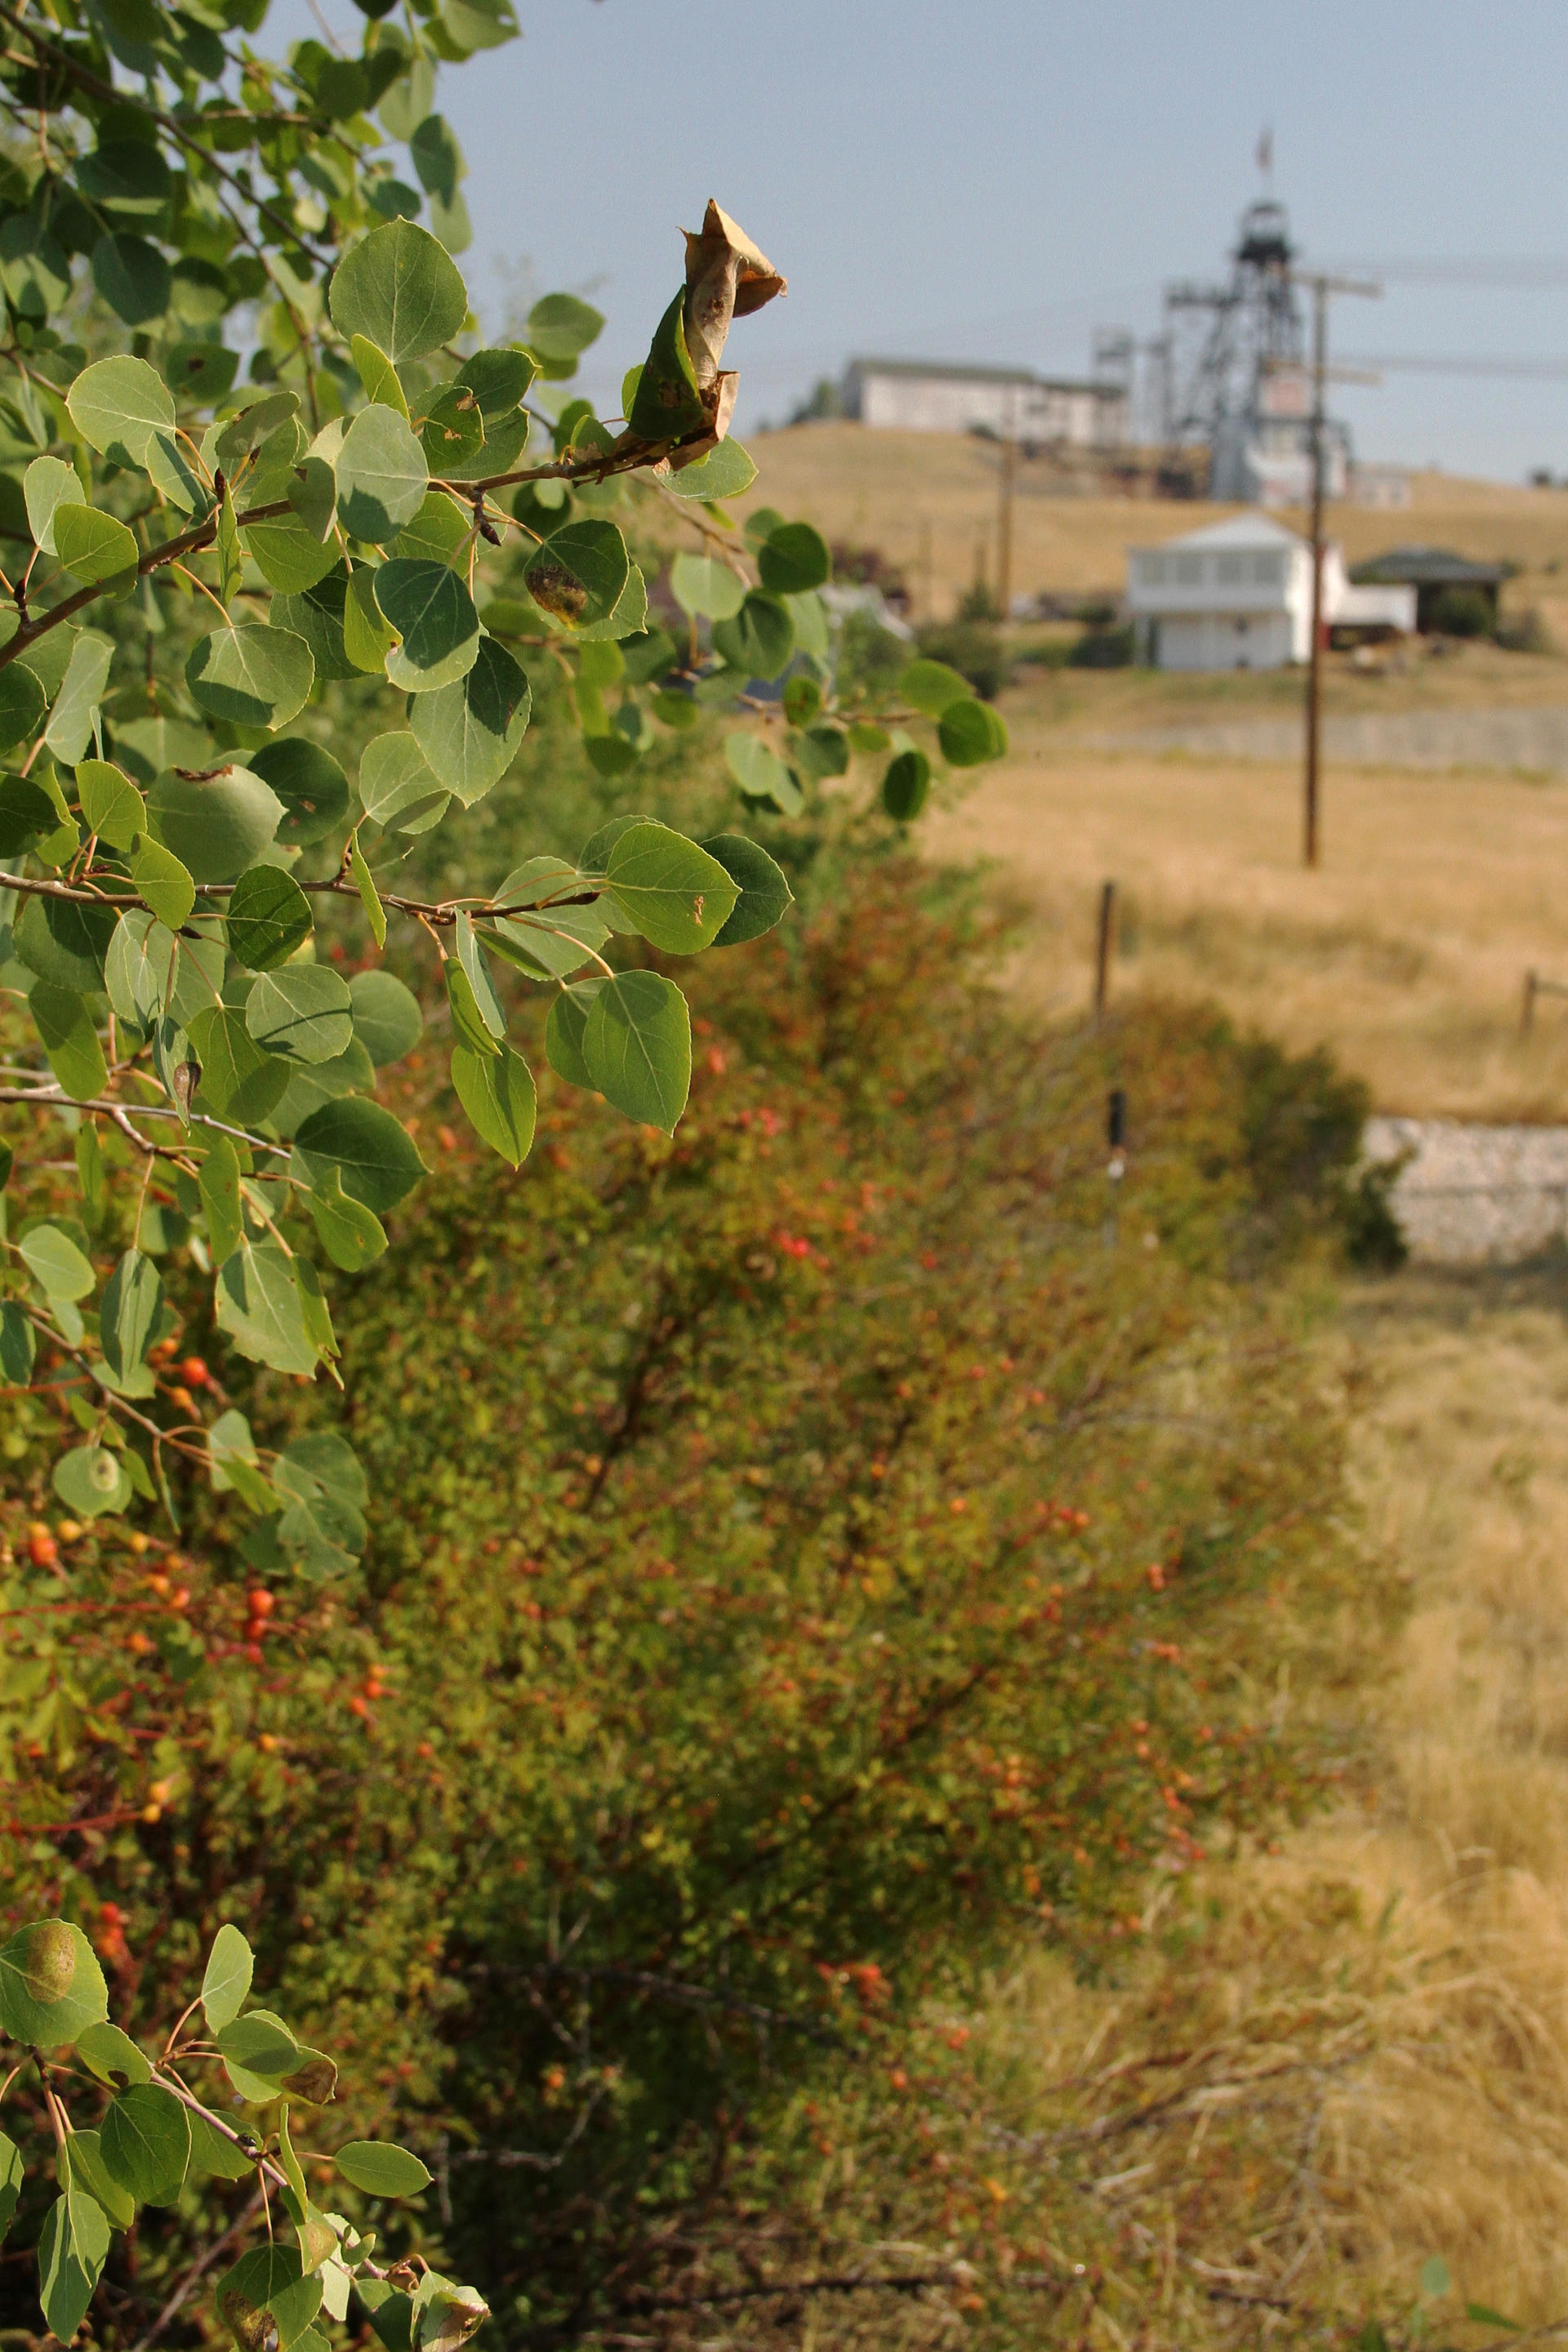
left=1322, top=257, right=1568, bottom=289
left=1341, top=352, right=1568, bottom=380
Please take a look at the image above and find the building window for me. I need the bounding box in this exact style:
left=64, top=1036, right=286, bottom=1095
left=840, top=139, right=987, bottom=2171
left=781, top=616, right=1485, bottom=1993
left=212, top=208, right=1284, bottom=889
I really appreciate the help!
left=1174, top=554, right=1203, bottom=586
left=1215, top=553, right=1245, bottom=586
left=1139, top=554, right=1167, bottom=586
left=1250, top=553, right=1281, bottom=586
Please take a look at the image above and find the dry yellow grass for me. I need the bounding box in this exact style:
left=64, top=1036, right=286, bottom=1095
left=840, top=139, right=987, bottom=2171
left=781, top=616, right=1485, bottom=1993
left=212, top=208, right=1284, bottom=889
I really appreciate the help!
left=944, top=1269, right=1568, bottom=2337
left=924, top=699, right=1568, bottom=1120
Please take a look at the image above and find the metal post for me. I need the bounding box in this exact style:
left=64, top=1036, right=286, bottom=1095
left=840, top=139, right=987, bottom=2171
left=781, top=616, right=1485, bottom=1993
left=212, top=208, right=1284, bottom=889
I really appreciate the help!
left=1304, top=278, right=1327, bottom=871
left=1094, top=880, right=1116, bottom=1023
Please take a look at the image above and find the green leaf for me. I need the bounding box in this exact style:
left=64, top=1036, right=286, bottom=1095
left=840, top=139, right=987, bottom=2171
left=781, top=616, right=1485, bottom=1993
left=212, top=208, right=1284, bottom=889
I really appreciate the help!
left=409, top=639, right=530, bottom=805
left=374, top=559, right=479, bottom=691
left=130, top=835, right=196, bottom=929
left=545, top=981, right=599, bottom=1088
left=351, top=334, right=410, bottom=418
left=15, top=893, right=116, bottom=991
left=19, top=1223, right=95, bottom=1303
left=0, top=666, right=45, bottom=755
left=244, top=510, right=343, bottom=595
left=216, top=392, right=301, bottom=475
left=167, top=341, right=238, bottom=403
left=218, top=2243, right=323, bottom=2352
left=24, top=454, right=85, bottom=554
left=0, top=1919, right=109, bottom=2046
left=247, top=965, right=354, bottom=1064
left=0, top=772, right=59, bottom=852
left=77, top=759, right=144, bottom=851
left=93, top=230, right=172, bottom=325
left=724, top=732, right=802, bottom=815
left=899, top=657, right=971, bottom=717
left=188, top=2109, right=257, bottom=2182
left=670, top=550, right=746, bottom=621
left=350, top=840, right=386, bottom=948
left=54, top=1443, right=130, bottom=1516
left=227, top=865, right=313, bottom=969
left=272, top=572, right=356, bottom=686
left=38, top=2190, right=111, bottom=2344
left=74, top=2024, right=153, bottom=2090
left=186, top=626, right=314, bottom=731
left=334, top=2140, right=433, bottom=2199
left=628, top=286, right=703, bottom=440
left=199, top=1138, right=243, bottom=1265
left=65, top=2131, right=136, bottom=2230
left=336, top=405, right=430, bottom=545
left=308, top=1168, right=388, bottom=1271
left=216, top=485, right=244, bottom=607
left=396, top=489, right=470, bottom=565
left=455, top=346, right=532, bottom=416
left=1465, top=2306, right=1523, bottom=2332
left=451, top=1040, right=535, bottom=1165
left=52, top=501, right=139, bottom=591
left=30, top=982, right=107, bottom=1100
left=711, top=590, right=794, bottom=682
left=216, top=1240, right=320, bottom=1375
left=294, top=1098, right=425, bottom=1213
left=758, top=521, right=831, bottom=594
left=601, top=822, right=737, bottom=953
left=350, top=969, right=422, bottom=1064
left=343, top=564, right=399, bottom=673
left=100, top=2082, right=190, bottom=2207
left=0, top=1301, right=33, bottom=1385
left=882, top=747, right=931, bottom=821
left=189, top=1005, right=291, bottom=1125
left=99, top=1247, right=161, bottom=1381
left=416, top=381, right=484, bottom=470
left=328, top=220, right=468, bottom=364
left=66, top=354, right=174, bottom=467
left=1419, top=2257, right=1450, bottom=2301
left=147, top=764, right=284, bottom=881
left=287, top=454, right=338, bottom=544
left=701, top=834, right=794, bottom=947
left=662, top=439, right=758, bottom=501
left=938, top=697, right=1008, bottom=765
left=582, top=969, right=691, bottom=1133
left=358, top=729, right=446, bottom=830
left=524, top=519, right=628, bottom=630
left=218, top=2008, right=299, bottom=2080
left=249, top=738, right=351, bottom=850
left=444, top=959, right=498, bottom=1057
left=0, top=2132, right=21, bottom=2244
left=527, top=291, right=603, bottom=362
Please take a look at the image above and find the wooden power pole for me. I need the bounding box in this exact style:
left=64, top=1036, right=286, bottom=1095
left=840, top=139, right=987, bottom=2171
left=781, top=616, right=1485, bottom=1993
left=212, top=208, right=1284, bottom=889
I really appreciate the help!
left=996, top=428, right=1016, bottom=620
left=1294, top=270, right=1379, bottom=869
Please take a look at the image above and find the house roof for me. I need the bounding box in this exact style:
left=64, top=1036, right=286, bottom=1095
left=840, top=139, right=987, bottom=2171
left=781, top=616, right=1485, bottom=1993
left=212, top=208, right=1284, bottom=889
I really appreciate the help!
left=845, top=356, right=1114, bottom=396
left=1128, top=514, right=1305, bottom=557
left=1349, top=544, right=1510, bottom=587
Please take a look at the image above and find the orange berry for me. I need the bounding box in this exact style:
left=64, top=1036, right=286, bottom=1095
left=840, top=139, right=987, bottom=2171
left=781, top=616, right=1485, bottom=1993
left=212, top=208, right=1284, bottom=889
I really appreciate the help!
left=347, top=1695, right=370, bottom=1719
left=247, top=1588, right=275, bottom=1619
left=257, top=1732, right=278, bottom=1753
left=167, top=1586, right=190, bottom=1611
left=127, top=1630, right=154, bottom=1655
left=28, top=1532, right=58, bottom=1568
left=167, top=1384, right=195, bottom=1414
left=180, top=1356, right=209, bottom=1388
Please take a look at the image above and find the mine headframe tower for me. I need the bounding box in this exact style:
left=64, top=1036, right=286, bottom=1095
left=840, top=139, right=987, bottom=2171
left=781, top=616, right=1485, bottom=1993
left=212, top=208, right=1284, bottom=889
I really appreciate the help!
left=1162, top=199, right=1305, bottom=449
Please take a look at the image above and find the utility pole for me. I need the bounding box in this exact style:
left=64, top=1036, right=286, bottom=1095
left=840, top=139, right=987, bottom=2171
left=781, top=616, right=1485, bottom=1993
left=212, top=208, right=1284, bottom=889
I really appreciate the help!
left=1294, top=270, right=1379, bottom=868
left=996, top=387, right=1017, bottom=620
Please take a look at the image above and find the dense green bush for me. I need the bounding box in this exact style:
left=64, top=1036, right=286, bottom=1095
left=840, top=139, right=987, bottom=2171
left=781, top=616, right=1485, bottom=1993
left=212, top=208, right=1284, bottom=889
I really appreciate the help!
left=1, top=861, right=1365, bottom=2341
left=1427, top=585, right=1494, bottom=639
left=913, top=620, right=1009, bottom=701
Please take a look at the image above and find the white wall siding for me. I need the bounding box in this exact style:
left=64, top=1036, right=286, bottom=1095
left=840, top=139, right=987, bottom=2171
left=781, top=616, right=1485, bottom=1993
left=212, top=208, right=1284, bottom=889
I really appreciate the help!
left=1156, top=612, right=1296, bottom=670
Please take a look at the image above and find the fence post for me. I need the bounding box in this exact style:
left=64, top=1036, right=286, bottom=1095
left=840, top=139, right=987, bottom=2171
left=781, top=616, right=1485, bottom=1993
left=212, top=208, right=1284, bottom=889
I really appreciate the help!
left=1523, top=969, right=1539, bottom=1037
left=1094, top=880, right=1116, bottom=1025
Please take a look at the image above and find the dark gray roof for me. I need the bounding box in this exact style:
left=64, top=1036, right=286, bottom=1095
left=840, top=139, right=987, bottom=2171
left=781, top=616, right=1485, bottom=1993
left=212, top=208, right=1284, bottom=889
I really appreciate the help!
left=1349, top=544, right=1511, bottom=587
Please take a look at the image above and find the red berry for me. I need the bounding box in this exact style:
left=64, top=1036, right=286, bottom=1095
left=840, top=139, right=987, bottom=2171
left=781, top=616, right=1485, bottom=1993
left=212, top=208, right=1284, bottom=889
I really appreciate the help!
left=28, top=1533, right=58, bottom=1568
left=244, top=1620, right=266, bottom=1646
left=180, top=1356, right=209, bottom=1388
left=242, top=1642, right=264, bottom=1664
left=247, top=1588, right=276, bottom=1619
left=347, top=1695, right=371, bottom=1719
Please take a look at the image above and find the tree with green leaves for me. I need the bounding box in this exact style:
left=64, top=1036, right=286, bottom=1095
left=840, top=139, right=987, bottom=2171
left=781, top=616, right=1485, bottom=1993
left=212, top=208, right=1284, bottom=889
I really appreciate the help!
left=1, top=1911, right=486, bottom=2350
left=0, top=0, right=1007, bottom=1535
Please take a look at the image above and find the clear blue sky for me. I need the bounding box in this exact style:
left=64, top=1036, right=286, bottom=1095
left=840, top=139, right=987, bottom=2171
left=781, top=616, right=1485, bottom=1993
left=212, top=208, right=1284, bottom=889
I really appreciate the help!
left=299, top=0, right=1568, bottom=481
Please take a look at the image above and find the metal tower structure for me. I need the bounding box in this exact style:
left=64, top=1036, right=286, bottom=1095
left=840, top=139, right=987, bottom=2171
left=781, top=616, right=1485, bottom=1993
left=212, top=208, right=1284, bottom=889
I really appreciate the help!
left=1163, top=198, right=1306, bottom=448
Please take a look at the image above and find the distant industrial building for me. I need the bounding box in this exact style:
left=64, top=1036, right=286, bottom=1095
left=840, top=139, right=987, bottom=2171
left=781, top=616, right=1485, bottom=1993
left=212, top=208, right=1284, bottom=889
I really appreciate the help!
left=840, top=358, right=1129, bottom=448
left=1125, top=514, right=1414, bottom=670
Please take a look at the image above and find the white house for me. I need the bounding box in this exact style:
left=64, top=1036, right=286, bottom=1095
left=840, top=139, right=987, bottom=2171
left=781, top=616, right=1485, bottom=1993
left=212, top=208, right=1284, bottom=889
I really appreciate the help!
left=1124, top=515, right=1416, bottom=671
left=841, top=359, right=1127, bottom=448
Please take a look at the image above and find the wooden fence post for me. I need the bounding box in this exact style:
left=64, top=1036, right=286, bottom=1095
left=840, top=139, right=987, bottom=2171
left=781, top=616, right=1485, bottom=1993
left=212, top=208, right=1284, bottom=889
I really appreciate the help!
left=1094, top=880, right=1116, bottom=1024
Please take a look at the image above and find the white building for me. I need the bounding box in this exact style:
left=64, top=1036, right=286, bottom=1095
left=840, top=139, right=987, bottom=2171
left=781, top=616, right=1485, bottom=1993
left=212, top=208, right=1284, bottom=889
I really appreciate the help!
left=841, top=359, right=1127, bottom=448
left=1124, top=514, right=1416, bottom=670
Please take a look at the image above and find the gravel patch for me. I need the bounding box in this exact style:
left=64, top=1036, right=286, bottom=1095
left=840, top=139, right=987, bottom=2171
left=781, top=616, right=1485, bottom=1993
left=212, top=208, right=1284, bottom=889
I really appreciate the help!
left=1099, top=707, right=1568, bottom=777
left=1365, top=1116, right=1568, bottom=1263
